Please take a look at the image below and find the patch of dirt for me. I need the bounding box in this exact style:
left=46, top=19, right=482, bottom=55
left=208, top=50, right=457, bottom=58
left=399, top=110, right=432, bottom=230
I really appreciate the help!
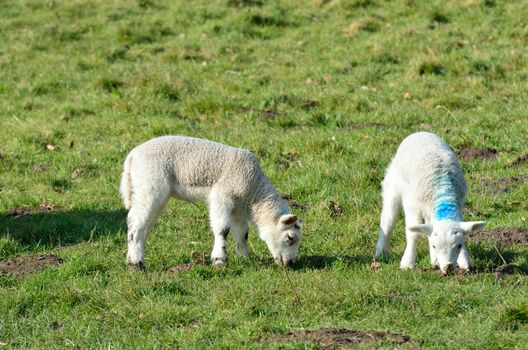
left=456, top=146, right=498, bottom=161
left=263, top=328, right=415, bottom=349
left=5, top=204, right=55, bottom=218
left=512, top=153, right=528, bottom=167
left=0, top=254, right=63, bottom=277
left=469, top=228, right=528, bottom=245
left=479, top=176, right=528, bottom=194
left=329, top=200, right=344, bottom=217
left=495, top=263, right=527, bottom=279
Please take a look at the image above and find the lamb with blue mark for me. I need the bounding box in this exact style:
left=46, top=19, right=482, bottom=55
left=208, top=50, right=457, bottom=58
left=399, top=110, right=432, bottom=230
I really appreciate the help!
left=374, top=132, right=486, bottom=274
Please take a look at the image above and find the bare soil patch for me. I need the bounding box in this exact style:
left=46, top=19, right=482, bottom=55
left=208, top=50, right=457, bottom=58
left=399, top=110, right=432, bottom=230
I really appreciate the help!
left=5, top=204, right=55, bottom=218
left=478, top=176, right=527, bottom=194
left=469, top=228, right=528, bottom=246
left=512, top=153, right=528, bottom=167
left=0, top=254, right=63, bottom=277
left=263, top=328, right=415, bottom=349
left=456, top=146, right=498, bottom=161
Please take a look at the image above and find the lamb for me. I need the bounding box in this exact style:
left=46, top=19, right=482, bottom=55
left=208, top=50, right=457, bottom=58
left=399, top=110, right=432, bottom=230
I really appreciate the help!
left=374, top=132, right=485, bottom=274
left=120, top=135, right=302, bottom=269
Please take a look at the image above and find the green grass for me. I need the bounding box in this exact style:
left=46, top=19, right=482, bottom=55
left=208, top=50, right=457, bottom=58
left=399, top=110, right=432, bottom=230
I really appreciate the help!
left=1, top=0, right=527, bottom=348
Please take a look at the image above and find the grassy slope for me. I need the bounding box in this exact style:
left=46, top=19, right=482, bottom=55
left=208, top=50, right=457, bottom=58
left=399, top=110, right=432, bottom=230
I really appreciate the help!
left=0, top=0, right=527, bottom=348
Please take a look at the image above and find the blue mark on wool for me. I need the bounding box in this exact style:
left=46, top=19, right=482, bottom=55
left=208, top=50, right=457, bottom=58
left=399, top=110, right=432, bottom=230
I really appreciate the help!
left=433, top=172, right=462, bottom=221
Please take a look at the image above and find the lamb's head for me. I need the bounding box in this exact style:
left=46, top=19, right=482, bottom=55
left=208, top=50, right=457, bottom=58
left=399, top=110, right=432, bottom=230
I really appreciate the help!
left=409, top=220, right=485, bottom=274
left=263, top=214, right=302, bottom=267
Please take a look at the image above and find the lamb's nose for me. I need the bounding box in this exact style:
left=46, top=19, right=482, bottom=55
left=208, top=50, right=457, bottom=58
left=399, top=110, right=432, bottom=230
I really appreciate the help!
left=444, top=263, right=455, bottom=273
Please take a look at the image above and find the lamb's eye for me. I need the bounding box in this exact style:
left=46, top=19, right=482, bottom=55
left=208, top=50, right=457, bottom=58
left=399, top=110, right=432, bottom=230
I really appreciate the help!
left=432, top=245, right=436, bottom=249
left=457, top=244, right=462, bottom=249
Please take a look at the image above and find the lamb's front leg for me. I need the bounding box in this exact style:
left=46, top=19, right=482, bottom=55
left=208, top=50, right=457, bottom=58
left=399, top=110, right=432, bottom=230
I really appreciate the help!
left=375, top=185, right=401, bottom=259
left=457, top=245, right=473, bottom=271
left=211, top=227, right=230, bottom=266
left=400, top=209, right=422, bottom=270
left=208, top=189, right=234, bottom=266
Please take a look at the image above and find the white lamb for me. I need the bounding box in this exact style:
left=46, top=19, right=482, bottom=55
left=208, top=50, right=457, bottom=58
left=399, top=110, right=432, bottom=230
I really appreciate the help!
left=119, top=135, right=302, bottom=269
left=374, top=132, right=485, bottom=274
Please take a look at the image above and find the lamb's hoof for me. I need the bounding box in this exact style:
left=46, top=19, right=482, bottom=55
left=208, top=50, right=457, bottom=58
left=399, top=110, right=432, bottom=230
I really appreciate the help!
left=211, top=257, right=227, bottom=267
left=127, top=261, right=145, bottom=270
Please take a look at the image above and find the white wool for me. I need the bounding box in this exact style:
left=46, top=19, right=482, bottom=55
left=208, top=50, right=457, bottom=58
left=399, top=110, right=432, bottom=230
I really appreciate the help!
left=120, top=135, right=302, bottom=268
left=374, top=132, right=485, bottom=274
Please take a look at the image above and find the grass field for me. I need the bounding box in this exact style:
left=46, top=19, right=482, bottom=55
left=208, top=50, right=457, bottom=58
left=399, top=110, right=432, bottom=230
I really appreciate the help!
left=1, top=0, right=527, bottom=348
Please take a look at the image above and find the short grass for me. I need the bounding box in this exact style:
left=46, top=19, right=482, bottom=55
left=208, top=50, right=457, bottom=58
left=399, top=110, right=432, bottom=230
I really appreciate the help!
left=1, top=0, right=527, bottom=348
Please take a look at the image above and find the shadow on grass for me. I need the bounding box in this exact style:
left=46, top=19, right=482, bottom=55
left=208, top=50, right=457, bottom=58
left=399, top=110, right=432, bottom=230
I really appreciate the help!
left=0, top=208, right=127, bottom=248
left=290, top=255, right=372, bottom=270
left=469, top=244, right=528, bottom=272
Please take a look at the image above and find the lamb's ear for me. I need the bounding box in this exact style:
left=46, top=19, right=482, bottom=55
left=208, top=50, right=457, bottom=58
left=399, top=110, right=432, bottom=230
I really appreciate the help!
left=460, top=221, right=486, bottom=235
left=407, top=224, right=433, bottom=237
left=279, top=214, right=298, bottom=227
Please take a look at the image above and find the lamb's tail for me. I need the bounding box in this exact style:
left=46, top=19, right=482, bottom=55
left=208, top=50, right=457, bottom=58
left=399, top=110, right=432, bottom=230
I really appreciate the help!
left=120, top=153, right=133, bottom=210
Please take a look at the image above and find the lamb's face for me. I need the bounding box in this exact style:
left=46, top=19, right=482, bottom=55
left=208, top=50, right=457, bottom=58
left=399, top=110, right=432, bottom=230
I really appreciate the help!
left=265, top=214, right=302, bottom=267
left=429, top=223, right=465, bottom=274
left=409, top=220, right=486, bottom=274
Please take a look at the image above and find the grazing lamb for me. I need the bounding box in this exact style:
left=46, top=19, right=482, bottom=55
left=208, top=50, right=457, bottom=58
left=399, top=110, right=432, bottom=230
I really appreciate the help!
left=120, top=135, right=302, bottom=269
left=374, top=132, right=485, bottom=274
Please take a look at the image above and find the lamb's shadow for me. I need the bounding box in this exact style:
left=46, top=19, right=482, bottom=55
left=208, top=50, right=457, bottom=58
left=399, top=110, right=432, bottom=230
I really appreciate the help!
left=0, top=208, right=127, bottom=248
left=469, top=243, right=527, bottom=271
left=290, top=255, right=372, bottom=270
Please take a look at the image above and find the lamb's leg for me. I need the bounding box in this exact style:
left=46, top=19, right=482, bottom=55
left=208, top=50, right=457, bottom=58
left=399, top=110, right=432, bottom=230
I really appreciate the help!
left=208, top=188, right=234, bottom=266
left=400, top=205, right=422, bottom=270
left=374, top=183, right=401, bottom=259
left=231, top=216, right=249, bottom=257
left=457, top=245, right=473, bottom=270
left=126, top=186, right=170, bottom=269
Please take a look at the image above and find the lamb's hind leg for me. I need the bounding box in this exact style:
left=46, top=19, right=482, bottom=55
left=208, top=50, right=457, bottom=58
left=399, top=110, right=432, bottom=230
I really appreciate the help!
left=375, top=183, right=401, bottom=259
left=208, top=188, right=234, bottom=266
left=126, top=185, right=170, bottom=269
